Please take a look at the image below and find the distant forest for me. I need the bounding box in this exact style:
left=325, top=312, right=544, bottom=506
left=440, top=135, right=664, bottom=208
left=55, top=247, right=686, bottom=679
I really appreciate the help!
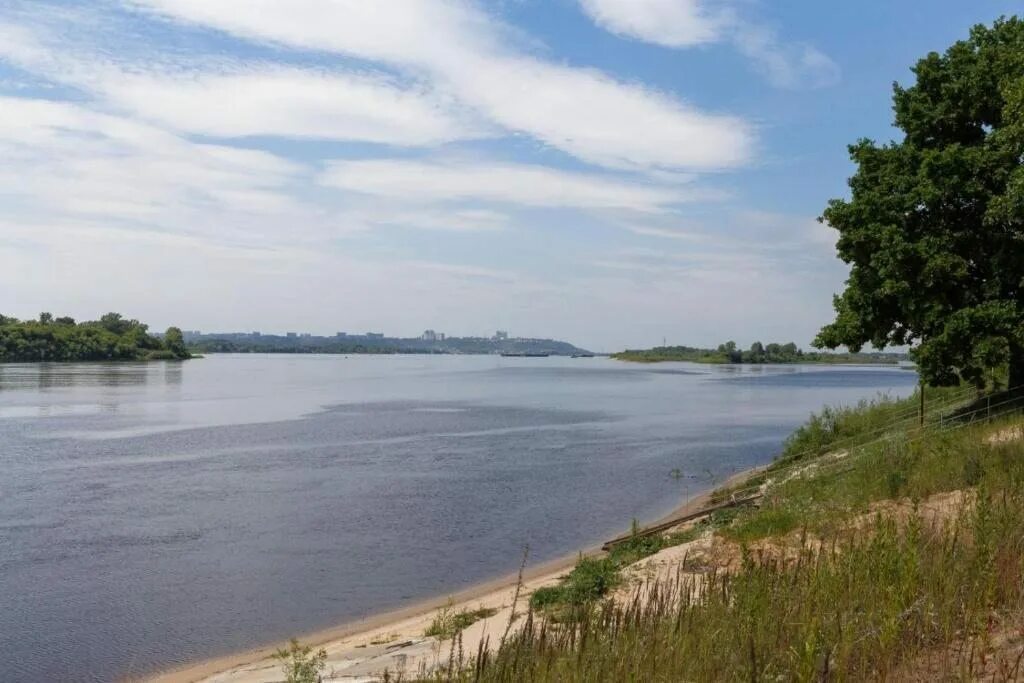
left=612, top=341, right=906, bottom=365
left=0, top=313, right=192, bottom=362
left=186, top=332, right=588, bottom=357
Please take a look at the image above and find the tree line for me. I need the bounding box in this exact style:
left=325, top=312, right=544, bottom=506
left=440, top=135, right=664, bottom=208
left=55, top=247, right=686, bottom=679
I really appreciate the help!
left=612, top=341, right=904, bottom=365
left=0, top=312, right=191, bottom=362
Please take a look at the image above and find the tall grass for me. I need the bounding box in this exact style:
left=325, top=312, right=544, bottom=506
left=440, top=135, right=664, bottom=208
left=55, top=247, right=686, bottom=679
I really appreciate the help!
left=419, top=401, right=1024, bottom=681
left=775, top=384, right=971, bottom=470
left=462, top=490, right=1024, bottom=681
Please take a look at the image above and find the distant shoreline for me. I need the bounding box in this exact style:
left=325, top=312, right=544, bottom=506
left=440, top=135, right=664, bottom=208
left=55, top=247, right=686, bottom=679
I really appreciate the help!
left=143, top=466, right=763, bottom=683
left=611, top=344, right=906, bottom=366
left=613, top=356, right=901, bottom=366
left=184, top=332, right=592, bottom=358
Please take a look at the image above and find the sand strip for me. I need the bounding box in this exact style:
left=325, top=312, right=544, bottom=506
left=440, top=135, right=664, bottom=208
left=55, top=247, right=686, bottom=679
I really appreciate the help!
left=143, top=466, right=762, bottom=682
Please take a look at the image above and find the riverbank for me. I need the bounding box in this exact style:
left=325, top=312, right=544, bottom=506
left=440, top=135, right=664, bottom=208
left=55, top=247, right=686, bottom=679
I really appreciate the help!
left=430, top=389, right=1024, bottom=680
left=610, top=344, right=904, bottom=365
left=144, top=467, right=763, bottom=683
left=153, top=386, right=1024, bottom=681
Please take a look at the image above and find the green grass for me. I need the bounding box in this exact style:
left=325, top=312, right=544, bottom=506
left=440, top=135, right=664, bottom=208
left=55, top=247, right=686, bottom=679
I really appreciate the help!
left=417, top=392, right=1024, bottom=681
left=424, top=603, right=499, bottom=639
left=726, top=412, right=1023, bottom=545
left=527, top=521, right=712, bottom=616
left=773, top=384, right=971, bottom=469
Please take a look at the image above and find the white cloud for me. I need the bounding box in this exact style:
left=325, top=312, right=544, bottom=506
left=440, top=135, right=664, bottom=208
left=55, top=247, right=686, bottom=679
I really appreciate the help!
left=441, top=55, right=752, bottom=170
left=333, top=206, right=512, bottom=233
left=732, top=24, right=840, bottom=90
left=731, top=209, right=836, bottom=250
left=128, top=0, right=754, bottom=170
left=0, top=19, right=487, bottom=146
left=127, top=0, right=495, bottom=69
left=578, top=0, right=725, bottom=47
left=0, top=95, right=334, bottom=247
left=624, top=225, right=707, bottom=241
left=104, top=69, right=488, bottom=145
left=576, top=0, right=840, bottom=89
left=319, top=159, right=716, bottom=211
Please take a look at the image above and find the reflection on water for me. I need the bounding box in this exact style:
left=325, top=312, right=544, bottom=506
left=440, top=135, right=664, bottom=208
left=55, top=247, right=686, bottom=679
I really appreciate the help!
left=0, top=362, right=158, bottom=389
left=0, top=355, right=918, bottom=682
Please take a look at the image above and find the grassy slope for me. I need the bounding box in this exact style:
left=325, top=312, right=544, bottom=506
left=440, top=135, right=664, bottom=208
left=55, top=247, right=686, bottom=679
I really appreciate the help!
left=425, top=386, right=1024, bottom=681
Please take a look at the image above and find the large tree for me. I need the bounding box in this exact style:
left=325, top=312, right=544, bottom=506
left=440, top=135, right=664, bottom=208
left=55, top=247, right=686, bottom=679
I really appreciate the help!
left=815, top=17, right=1024, bottom=388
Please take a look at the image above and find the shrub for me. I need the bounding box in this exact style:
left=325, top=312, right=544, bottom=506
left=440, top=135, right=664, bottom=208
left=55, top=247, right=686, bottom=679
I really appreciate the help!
left=272, top=638, right=327, bottom=683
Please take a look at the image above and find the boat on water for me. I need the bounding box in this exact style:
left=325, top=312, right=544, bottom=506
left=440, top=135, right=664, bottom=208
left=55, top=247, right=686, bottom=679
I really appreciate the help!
left=500, top=352, right=550, bottom=357
left=571, top=353, right=595, bottom=358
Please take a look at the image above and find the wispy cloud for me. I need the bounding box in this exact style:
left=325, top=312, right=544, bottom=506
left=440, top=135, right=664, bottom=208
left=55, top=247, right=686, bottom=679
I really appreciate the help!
left=0, top=95, right=332, bottom=249
left=128, top=0, right=755, bottom=171
left=0, top=18, right=490, bottom=146
left=579, top=0, right=727, bottom=48
left=576, top=0, right=840, bottom=89
left=320, top=159, right=721, bottom=211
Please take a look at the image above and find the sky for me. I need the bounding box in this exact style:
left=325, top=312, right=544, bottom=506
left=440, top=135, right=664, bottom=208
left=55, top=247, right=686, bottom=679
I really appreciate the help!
left=0, top=1, right=1018, bottom=351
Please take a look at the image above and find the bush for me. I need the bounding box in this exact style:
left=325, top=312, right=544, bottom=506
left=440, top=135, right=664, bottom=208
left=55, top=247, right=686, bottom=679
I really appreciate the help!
left=424, top=602, right=499, bottom=638
left=272, top=639, right=326, bottom=683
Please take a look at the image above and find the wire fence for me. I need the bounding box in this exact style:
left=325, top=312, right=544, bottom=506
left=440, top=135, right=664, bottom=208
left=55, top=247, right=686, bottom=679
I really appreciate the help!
left=608, top=382, right=1024, bottom=547
left=722, top=382, right=1024, bottom=503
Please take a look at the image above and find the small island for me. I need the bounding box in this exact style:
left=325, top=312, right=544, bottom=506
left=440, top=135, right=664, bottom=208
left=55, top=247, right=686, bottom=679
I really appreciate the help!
left=612, top=341, right=906, bottom=365
left=0, top=312, right=192, bottom=362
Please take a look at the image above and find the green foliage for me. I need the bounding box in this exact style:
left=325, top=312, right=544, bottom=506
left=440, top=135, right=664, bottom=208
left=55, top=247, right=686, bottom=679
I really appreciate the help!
left=774, top=385, right=968, bottom=470
left=163, top=326, right=187, bottom=357
left=424, top=602, right=499, bottom=639
left=722, top=506, right=799, bottom=544
left=815, top=17, right=1024, bottom=388
left=612, top=341, right=903, bottom=364
left=272, top=639, right=327, bottom=683
left=529, top=521, right=706, bottom=614
left=187, top=333, right=588, bottom=357
left=726, top=410, right=1024, bottom=545
left=529, top=557, right=618, bottom=615
left=0, top=313, right=192, bottom=362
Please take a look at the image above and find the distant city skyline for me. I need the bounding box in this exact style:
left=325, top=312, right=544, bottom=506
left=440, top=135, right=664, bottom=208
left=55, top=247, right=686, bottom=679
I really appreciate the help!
left=183, top=329, right=551, bottom=343
left=1, top=1, right=1017, bottom=351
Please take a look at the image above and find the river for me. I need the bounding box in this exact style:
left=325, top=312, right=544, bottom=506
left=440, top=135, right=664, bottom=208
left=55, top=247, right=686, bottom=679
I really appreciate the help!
left=0, top=354, right=917, bottom=681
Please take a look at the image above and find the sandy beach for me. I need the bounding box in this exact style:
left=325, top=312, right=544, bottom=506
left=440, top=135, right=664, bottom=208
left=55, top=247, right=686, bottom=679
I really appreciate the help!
left=144, top=467, right=760, bottom=683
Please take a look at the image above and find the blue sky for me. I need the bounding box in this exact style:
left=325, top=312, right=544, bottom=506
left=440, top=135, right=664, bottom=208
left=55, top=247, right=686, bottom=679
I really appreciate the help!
left=0, top=1, right=1018, bottom=351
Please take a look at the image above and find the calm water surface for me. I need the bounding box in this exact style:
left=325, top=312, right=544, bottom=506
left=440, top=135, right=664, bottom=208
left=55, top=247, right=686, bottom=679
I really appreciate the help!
left=0, top=354, right=918, bottom=681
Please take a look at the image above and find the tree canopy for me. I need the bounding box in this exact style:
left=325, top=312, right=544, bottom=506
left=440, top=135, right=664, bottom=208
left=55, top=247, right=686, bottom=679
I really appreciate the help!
left=0, top=313, right=192, bottom=362
left=815, top=17, right=1024, bottom=388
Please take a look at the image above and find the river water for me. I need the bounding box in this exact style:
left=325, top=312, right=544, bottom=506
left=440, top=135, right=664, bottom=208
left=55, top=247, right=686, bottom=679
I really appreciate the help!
left=0, top=354, right=917, bottom=681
